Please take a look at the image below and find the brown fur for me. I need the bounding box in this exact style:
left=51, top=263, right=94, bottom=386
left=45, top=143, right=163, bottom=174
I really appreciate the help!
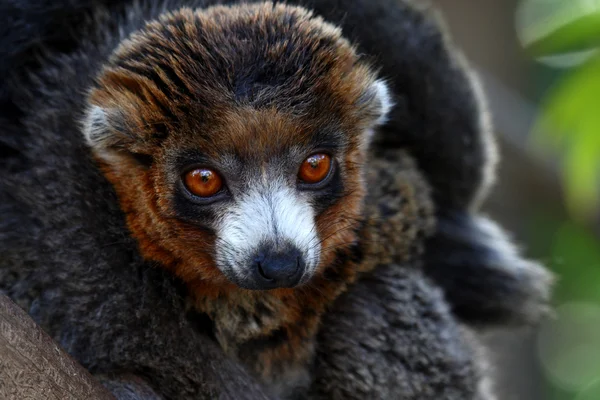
left=87, top=2, right=429, bottom=390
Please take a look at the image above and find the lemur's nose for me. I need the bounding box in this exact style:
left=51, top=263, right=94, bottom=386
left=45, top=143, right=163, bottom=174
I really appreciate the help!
left=253, top=245, right=305, bottom=289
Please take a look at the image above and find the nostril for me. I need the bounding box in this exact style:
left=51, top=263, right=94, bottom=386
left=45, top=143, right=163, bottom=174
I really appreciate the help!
left=257, top=261, right=274, bottom=281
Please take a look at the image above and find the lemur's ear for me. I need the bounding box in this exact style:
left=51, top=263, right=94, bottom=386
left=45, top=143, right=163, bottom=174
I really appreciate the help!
left=82, top=70, right=168, bottom=163
left=370, top=79, right=394, bottom=126
left=83, top=106, right=126, bottom=154
left=357, top=79, right=394, bottom=149
left=82, top=105, right=147, bottom=164
left=423, top=211, right=554, bottom=328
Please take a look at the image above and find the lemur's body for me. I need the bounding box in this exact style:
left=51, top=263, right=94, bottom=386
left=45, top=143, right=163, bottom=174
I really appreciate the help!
left=0, top=1, right=552, bottom=399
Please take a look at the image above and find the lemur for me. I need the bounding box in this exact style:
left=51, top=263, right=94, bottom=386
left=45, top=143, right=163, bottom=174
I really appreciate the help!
left=0, top=0, right=552, bottom=399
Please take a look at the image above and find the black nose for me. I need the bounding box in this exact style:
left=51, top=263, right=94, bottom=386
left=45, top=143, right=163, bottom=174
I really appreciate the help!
left=253, top=245, right=305, bottom=289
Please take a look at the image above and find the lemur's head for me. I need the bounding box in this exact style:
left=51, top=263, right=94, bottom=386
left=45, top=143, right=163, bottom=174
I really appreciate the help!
left=84, top=3, right=391, bottom=291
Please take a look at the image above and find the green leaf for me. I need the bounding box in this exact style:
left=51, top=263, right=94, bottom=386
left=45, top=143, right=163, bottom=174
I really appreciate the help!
left=533, top=56, right=600, bottom=220
left=518, top=0, right=600, bottom=56
left=527, top=10, right=600, bottom=56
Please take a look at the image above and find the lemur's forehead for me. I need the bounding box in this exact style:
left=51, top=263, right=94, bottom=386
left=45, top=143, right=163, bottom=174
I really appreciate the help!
left=107, top=4, right=356, bottom=102
left=179, top=107, right=347, bottom=158
left=91, top=3, right=380, bottom=133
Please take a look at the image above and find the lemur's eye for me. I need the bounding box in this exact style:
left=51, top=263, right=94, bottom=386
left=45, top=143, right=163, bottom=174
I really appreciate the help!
left=184, top=168, right=223, bottom=197
left=298, top=153, right=332, bottom=184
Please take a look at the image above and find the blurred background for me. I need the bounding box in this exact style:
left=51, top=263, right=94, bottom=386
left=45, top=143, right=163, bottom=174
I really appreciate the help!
left=429, top=0, right=600, bottom=399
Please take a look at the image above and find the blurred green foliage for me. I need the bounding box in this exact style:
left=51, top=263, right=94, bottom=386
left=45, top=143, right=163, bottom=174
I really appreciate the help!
left=520, top=0, right=600, bottom=221
left=525, top=4, right=600, bottom=56
left=534, top=57, right=600, bottom=220
left=528, top=211, right=600, bottom=400
left=518, top=1, right=600, bottom=399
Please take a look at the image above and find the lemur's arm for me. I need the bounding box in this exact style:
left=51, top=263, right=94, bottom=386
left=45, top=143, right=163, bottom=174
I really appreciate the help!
left=25, top=265, right=274, bottom=400
left=424, top=211, right=553, bottom=328
left=310, top=264, right=493, bottom=400
left=362, top=148, right=553, bottom=330
left=51, top=260, right=276, bottom=399
left=307, top=216, right=551, bottom=400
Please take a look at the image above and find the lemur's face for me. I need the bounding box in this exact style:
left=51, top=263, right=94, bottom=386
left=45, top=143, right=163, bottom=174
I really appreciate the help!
left=84, top=4, right=391, bottom=291
left=173, top=120, right=339, bottom=289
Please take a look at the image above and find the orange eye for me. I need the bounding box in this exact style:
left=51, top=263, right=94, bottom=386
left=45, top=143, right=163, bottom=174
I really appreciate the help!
left=298, top=153, right=332, bottom=184
left=184, top=168, right=223, bottom=197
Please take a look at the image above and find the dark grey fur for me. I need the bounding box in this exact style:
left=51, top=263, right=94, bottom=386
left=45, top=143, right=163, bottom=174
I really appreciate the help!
left=0, top=0, right=552, bottom=399
left=312, top=265, right=489, bottom=400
